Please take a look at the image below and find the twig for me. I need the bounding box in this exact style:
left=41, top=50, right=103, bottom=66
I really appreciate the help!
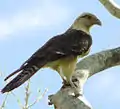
left=11, top=92, right=23, bottom=109
left=24, top=80, right=31, bottom=109
left=0, top=93, right=8, bottom=109
left=28, top=88, right=48, bottom=108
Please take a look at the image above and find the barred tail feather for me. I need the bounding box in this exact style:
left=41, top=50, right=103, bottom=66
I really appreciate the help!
left=4, top=66, right=24, bottom=81
left=1, top=65, right=39, bottom=93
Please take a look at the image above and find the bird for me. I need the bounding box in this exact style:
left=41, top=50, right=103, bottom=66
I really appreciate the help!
left=1, top=12, right=101, bottom=94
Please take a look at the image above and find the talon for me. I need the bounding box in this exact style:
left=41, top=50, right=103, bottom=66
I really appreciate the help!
left=74, top=93, right=82, bottom=98
left=48, top=101, right=53, bottom=105
left=62, top=80, right=70, bottom=86
left=62, top=80, right=67, bottom=84
left=61, top=84, right=70, bottom=89
left=62, top=81, right=71, bottom=89
left=69, top=81, right=77, bottom=89
left=72, top=78, right=78, bottom=82
left=73, top=81, right=79, bottom=88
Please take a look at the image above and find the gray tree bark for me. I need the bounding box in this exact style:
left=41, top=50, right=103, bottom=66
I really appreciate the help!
left=99, top=0, right=120, bottom=18
left=48, top=1, right=120, bottom=109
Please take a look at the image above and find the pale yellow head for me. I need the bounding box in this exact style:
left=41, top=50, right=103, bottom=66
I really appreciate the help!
left=71, top=12, right=102, bottom=34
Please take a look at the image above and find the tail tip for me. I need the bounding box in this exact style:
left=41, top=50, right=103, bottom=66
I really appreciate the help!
left=0, top=89, right=3, bottom=93
left=4, top=78, right=8, bottom=81
left=0, top=88, right=6, bottom=94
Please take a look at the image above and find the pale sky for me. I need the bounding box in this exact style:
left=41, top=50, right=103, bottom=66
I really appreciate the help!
left=0, top=0, right=120, bottom=109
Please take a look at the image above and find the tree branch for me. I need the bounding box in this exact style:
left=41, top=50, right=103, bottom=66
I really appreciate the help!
left=48, top=47, right=120, bottom=109
left=76, top=47, right=120, bottom=77
left=99, top=0, right=120, bottom=18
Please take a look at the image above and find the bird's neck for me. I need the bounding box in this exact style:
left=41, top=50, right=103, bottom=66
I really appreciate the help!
left=70, top=21, right=90, bottom=35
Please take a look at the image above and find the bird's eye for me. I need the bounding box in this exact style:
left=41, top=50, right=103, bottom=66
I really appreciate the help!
left=87, top=16, right=91, bottom=19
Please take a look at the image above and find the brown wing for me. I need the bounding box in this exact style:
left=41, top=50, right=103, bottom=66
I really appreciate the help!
left=25, top=29, right=92, bottom=64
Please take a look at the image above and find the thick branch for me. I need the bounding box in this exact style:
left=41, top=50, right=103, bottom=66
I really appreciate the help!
left=48, top=47, right=120, bottom=109
left=76, top=47, right=120, bottom=77
left=99, top=0, right=120, bottom=18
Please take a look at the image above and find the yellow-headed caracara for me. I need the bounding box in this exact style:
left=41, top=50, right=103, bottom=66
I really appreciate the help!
left=1, top=13, right=101, bottom=94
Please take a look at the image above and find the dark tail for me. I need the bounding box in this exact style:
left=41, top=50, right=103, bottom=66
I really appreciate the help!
left=1, top=59, right=46, bottom=93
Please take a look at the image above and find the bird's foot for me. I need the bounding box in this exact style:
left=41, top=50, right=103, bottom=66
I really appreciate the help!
left=62, top=79, right=82, bottom=97
left=62, top=80, right=71, bottom=88
left=70, top=81, right=81, bottom=98
left=62, top=79, right=70, bottom=85
left=69, top=79, right=82, bottom=97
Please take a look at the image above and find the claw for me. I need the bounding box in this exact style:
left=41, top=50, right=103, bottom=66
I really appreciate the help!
left=62, top=80, right=70, bottom=86
left=62, top=78, right=81, bottom=97
left=62, top=80, right=71, bottom=89
left=72, top=78, right=78, bottom=82
left=70, top=79, right=81, bottom=97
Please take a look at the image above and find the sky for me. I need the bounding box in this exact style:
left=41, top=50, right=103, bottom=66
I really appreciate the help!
left=0, top=0, right=120, bottom=109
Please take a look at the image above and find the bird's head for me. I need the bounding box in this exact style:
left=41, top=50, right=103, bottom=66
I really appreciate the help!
left=71, top=12, right=102, bottom=34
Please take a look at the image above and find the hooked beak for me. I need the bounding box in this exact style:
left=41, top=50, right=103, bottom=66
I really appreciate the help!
left=96, top=18, right=102, bottom=26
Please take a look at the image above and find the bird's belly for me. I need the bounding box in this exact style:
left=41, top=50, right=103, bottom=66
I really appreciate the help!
left=44, top=56, right=77, bottom=81
left=44, top=60, right=60, bottom=71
